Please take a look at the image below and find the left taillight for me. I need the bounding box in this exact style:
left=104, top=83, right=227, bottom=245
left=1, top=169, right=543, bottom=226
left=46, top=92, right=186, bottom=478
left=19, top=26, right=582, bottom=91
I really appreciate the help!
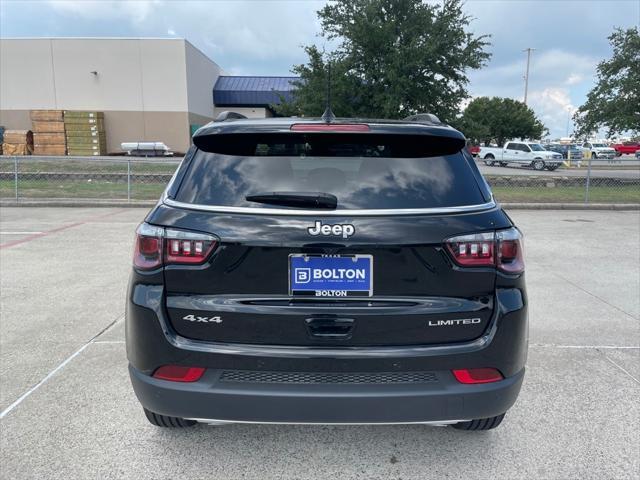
left=133, top=223, right=164, bottom=270
left=133, top=223, right=218, bottom=270
left=165, top=228, right=218, bottom=265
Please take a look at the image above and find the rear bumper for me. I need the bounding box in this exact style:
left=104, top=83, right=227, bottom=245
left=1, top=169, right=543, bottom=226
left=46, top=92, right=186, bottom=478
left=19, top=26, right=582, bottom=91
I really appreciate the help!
left=126, top=280, right=528, bottom=424
left=129, top=365, right=525, bottom=424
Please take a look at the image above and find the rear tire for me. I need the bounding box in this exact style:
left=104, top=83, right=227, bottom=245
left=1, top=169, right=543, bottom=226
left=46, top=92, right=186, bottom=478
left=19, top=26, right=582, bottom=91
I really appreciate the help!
left=592, top=151, right=598, bottom=159
left=499, top=162, right=508, bottom=167
left=143, top=408, right=197, bottom=428
left=451, top=413, right=505, bottom=431
left=484, top=154, right=495, bottom=166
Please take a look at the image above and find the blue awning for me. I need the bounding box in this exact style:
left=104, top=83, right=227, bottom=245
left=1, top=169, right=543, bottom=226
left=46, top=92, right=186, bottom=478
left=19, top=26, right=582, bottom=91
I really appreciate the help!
left=213, top=76, right=298, bottom=107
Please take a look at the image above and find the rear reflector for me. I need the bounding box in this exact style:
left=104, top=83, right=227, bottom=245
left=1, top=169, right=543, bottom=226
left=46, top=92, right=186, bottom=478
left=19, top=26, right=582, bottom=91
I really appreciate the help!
left=290, top=123, right=370, bottom=132
left=153, top=366, right=205, bottom=382
left=452, top=368, right=503, bottom=384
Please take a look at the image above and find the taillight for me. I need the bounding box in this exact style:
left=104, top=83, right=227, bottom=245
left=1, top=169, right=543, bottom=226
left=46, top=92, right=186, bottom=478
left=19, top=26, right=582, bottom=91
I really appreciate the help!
left=133, top=223, right=218, bottom=270
left=452, top=368, right=503, bottom=384
left=165, top=228, right=217, bottom=264
left=444, top=228, right=524, bottom=273
left=153, top=365, right=205, bottom=382
left=496, top=228, right=525, bottom=273
left=133, top=223, right=163, bottom=270
left=445, top=232, right=494, bottom=267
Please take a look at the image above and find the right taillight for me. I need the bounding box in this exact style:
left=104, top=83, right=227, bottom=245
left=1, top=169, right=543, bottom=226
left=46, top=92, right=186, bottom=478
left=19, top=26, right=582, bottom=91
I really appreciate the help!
left=133, top=223, right=218, bottom=270
left=496, top=228, right=524, bottom=273
left=445, top=228, right=524, bottom=274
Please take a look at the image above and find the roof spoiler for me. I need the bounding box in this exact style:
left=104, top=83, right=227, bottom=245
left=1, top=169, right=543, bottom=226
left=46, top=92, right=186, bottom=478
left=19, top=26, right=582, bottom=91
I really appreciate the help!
left=404, top=113, right=442, bottom=125
left=214, top=111, right=248, bottom=122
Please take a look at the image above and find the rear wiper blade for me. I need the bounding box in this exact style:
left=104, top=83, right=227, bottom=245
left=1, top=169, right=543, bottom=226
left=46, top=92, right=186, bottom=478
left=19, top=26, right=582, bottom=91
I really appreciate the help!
left=245, top=191, right=337, bottom=209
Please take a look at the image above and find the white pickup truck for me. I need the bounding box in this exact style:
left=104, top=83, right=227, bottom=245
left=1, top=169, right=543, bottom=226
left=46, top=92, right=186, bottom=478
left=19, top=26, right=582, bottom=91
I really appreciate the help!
left=478, top=141, right=564, bottom=171
left=581, top=141, right=616, bottom=159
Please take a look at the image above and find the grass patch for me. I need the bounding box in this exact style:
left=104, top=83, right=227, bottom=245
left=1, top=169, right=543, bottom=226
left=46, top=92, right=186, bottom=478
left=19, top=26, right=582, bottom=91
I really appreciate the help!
left=0, top=179, right=166, bottom=200
left=0, top=159, right=179, bottom=175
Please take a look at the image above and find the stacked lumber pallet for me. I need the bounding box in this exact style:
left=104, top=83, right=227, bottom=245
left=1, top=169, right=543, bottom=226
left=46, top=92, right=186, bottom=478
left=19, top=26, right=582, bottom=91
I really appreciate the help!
left=65, top=111, right=107, bottom=156
left=2, top=129, right=34, bottom=156
left=31, top=110, right=66, bottom=155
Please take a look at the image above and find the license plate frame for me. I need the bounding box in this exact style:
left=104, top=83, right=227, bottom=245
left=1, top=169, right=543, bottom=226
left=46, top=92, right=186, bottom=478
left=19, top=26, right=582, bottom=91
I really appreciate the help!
left=288, top=254, right=373, bottom=297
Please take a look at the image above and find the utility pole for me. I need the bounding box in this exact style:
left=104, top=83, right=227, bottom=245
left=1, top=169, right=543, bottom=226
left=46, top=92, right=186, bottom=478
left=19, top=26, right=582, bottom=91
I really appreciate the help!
left=523, top=48, right=535, bottom=105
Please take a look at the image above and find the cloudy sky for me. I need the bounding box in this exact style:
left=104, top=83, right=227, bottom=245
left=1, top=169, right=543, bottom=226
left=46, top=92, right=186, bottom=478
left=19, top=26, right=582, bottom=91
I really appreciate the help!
left=1, top=0, right=639, bottom=137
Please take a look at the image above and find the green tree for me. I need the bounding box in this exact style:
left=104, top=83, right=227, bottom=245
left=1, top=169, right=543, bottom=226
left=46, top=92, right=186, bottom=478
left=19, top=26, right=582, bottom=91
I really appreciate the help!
left=457, top=97, right=546, bottom=146
left=574, top=27, right=640, bottom=138
left=274, top=0, right=491, bottom=121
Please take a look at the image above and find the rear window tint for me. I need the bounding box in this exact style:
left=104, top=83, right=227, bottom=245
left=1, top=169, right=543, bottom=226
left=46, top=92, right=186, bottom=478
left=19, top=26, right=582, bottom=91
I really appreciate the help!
left=175, top=141, right=485, bottom=210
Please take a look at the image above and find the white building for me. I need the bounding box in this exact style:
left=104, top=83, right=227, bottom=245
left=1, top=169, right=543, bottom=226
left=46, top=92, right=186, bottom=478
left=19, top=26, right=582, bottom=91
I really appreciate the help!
left=1, top=37, right=225, bottom=153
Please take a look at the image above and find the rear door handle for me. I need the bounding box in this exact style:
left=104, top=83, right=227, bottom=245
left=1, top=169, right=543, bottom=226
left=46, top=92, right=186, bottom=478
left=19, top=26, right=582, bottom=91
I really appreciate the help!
left=306, top=317, right=355, bottom=339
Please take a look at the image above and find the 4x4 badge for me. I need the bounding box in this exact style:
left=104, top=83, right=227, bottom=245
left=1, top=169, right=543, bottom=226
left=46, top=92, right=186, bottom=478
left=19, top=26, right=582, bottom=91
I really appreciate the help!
left=183, top=314, right=222, bottom=324
left=308, top=221, right=355, bottom=239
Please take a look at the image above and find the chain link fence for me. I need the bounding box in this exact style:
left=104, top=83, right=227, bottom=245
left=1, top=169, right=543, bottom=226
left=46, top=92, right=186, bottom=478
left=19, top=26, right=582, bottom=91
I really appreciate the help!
left=0, top=156, right=638, bottom=205
left=0, top=156, right=178, bottom=202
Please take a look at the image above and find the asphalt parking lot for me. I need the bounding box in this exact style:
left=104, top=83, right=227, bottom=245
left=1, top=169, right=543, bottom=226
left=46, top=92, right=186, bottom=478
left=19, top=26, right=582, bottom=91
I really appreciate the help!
left=1, top=207, right=638, bottom=479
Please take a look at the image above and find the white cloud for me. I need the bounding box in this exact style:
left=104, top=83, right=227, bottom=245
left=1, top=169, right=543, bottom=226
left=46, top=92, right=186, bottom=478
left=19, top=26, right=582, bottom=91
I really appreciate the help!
left=468, top=49, right=599, bottom=137
left=48, top=0, right=156, bottom=23
left=565, top=73, right=583, bottom=85
left=47, top=0, right=324, bottom=64
left=528, top=87, right=576, bottom=138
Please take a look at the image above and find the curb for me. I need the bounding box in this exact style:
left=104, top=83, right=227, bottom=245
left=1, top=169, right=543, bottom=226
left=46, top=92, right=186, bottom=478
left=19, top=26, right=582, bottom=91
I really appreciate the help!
left=0, top=200, right=157, bottom=208
left=500, top=202, right=640, bottom=210
left=1, top=200, right=639, bottom=210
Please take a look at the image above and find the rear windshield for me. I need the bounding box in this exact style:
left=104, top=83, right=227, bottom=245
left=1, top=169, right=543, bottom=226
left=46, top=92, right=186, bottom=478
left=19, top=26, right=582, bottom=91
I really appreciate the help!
left=175, top=140, right=486, bottom=210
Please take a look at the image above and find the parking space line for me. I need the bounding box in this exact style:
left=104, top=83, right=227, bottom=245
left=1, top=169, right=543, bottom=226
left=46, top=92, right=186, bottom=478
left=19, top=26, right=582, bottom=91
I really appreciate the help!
left=0, top=209, right=127, bottom=250
left=0, top=231, right=44, bottom=235
left=531, top=344, right=640, bottom=349
left=0, top=314, right=124, bottom=420
left=0, top=342, right=93, bottom=419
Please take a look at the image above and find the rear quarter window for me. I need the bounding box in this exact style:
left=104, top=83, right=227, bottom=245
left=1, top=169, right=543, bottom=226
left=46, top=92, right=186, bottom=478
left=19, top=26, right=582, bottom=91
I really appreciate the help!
left=174, top=139, right=487, bottom=211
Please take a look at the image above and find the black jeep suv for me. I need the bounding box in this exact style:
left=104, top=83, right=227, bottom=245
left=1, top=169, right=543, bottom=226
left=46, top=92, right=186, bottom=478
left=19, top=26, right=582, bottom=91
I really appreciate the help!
left=127, top=113, right=527, bottom=430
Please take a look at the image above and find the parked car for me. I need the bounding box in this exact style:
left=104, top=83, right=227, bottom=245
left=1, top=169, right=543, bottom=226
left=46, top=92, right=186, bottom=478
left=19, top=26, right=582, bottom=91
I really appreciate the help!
left=479, top=141, right=563, bottom=170
left=545, top=143, right=583, bottom=160
left=127, top=112, right=528, bottom=431
left=612, top=142, right=640, bottom=156
left=582, top=142, right=616, bottom=159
